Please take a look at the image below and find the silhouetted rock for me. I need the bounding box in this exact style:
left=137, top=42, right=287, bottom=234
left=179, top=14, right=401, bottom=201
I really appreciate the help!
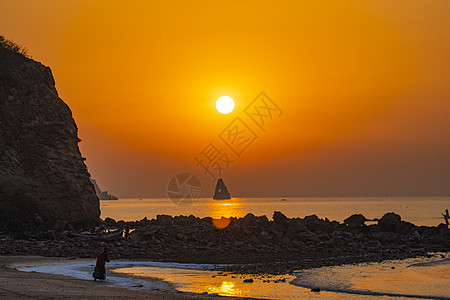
left=378, top=212, right=401, bottom=232
left=255, top=215, right=270, bottom=225
left=0, top=37, right=100, bottom=231
left=104, top=217, right=117, bottom=226
left=0, top=210, right=449, bottom=275
left=157, top=214, right=173, bottom=226
left=241, top=213, right=257, bottom=226
left=397, top=220, right=417, bottom=234
left=301, top=215, right=319, bottom=227
left=213, top=178, right=231, bottom=199
left=344, top=214, right=367, bottom=229
left=273, top=211, right=290, bottom=226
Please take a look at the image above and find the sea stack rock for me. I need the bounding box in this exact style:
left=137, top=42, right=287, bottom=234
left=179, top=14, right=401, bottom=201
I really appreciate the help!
left=213, top=178, right=231, bottom=200
left=0, top=36, right=100, bottom=231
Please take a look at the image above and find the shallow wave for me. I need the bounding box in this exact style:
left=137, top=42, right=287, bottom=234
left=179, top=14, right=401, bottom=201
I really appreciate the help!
left=407, top=257, right=450, bottom=268
left=19, top=261, right=225, bottom=292
left=291, top=256, right=450, bottom=300
left=290, top=280, right=450, bottom=300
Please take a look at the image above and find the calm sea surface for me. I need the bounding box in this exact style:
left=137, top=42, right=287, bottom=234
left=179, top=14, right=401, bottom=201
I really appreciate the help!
left=111, top=256, right=450, bottom=299
left=101, top=196, right=450, bottom=226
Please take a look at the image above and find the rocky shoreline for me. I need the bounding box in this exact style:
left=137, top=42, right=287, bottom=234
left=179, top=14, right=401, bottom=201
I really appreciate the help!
left=1, top=212, right=449, bottom=275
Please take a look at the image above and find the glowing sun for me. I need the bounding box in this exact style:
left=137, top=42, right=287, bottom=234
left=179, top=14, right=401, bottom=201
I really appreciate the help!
left=216, top=96, right=235, bottom=114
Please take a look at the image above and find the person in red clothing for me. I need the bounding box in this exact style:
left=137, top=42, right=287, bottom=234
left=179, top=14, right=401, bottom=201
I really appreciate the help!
left=93, top=246, right=110, bottom=281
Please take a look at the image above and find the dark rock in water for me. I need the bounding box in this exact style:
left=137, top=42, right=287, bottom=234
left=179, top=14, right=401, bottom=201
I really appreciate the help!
left=104, top=217, right=117, bottom=226
left=378, top=212, right=401, bottom=232
left=157, top=214, right=173, bottom=225
left=243, top=278, right=254, bottom=283
left=0, top=36, right=100, bottom=231
left=344, top=214, right=367, bottom=229
left=398, top=220, right=417, bottom=234
left=256, top=215, right=270, bottom=225
left=437, top=223, right=449, bottom=230
left=273, top=211, right=290, bottom=226
left=202, top=217, right=213, bottom=224
left=302, top=215, right=319, bottom=227
left=213, top=178, right=231, bottom=200
left=241, top=213, right=257, bottom=226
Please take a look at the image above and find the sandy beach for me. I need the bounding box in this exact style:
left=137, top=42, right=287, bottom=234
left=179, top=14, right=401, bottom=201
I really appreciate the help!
left=0, top=256, right=216, bottom=299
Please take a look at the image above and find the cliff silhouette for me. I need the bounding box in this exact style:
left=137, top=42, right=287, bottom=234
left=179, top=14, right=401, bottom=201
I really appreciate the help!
left=213, top=178, right=231, bottom=200
left=0, top=35, right=100, bottom=231
left=90, top=178, right=118, bottom=200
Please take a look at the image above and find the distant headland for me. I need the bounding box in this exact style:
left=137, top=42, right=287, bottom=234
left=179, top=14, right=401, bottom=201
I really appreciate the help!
left=90, top=178, right=118, bottom=200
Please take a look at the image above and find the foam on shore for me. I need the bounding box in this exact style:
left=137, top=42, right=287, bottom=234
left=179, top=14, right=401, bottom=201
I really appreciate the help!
left=19, top=261, right=225, bottom=292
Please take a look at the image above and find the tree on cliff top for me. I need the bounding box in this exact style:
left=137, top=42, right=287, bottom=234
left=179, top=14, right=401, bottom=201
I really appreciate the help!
left=0, top=35, right=30, bottom=58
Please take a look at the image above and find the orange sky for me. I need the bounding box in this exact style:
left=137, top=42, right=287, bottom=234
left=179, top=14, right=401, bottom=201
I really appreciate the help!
left=1, top=0, right=449, bottom=197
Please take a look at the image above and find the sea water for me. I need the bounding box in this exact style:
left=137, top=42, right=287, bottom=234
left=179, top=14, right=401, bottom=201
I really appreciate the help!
left=290, top=255, right=450, bottom=299
left=101, top=196, right=450, bottom=226
left=111, top=255, right=450, bottom=299
left=20, top=255, right=450, bottom=299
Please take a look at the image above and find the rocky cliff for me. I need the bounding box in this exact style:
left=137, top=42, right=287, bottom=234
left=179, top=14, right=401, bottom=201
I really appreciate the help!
left=0, top=37, right=100, bottom=231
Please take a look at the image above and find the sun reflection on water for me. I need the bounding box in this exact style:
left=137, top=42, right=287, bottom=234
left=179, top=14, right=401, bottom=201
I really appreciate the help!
left=207, top=198, right=244, bottom=219
left=207, top=281, right=242, bottom=297
left=208, top=198, right=244, bottom=229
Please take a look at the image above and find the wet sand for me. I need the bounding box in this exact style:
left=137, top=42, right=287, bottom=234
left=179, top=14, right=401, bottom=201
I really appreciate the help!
left=0, top=256, right=215, bottom=299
